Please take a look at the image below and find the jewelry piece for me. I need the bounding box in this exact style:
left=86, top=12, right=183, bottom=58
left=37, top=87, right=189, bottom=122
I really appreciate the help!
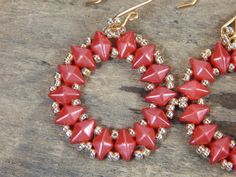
left=177, top=16, right=236, bottom=171
left=48, top=0, right=177, bottom=161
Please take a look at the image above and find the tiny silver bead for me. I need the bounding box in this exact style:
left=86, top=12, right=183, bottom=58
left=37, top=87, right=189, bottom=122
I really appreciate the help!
left=148, top=103, right=157, bottom=108
left=166, top=104, right=175, bottom=111
left=156, top=133, right=164, bottom=141
left=139, top=119, right=147, bottom=126
left=214, top=130, right=224, bottom=139
left=182, top=73, right=191, bottom=81
left=140, top=39, right=148, bottom=46
left=158, top=128, right=167, bottom=136
left=200, top=49, right=212, bottom=60
left=178, top=101, right=188, bottom=108
left=64, top=53, right=73, bottom=64
left=228, top=63, right=235, bottom=73
left=81, top=68, right=91, bottom=77
left=53, top=107, right=60, bottom=114
left=166, top=81, right=175, bottom=89
left=84, top=142, right=92, bottom=151
left=52, top=102, right=59, bottom=109
left=138, top=66, right=147, bottom=74
left=170, top=98, right=179, bottom=105
left=155, top=55, right=164, bottom=64
left=165, top=74, right=174, bottom=82
left=196, top=145, right=205, bottom=155
left=201, top=148, right=210, bottom=158
left=197, top=98, right=205, bottom=105
left=179, top=97, right=188, bottom=102
left=72, top=99, right=81, bottom=106
left=134, top=150, right=144, bottom=160
left=186, top=124, right=195, bottom=131
left=221, top=159, right=233, bottom=171
left=202, top=118, right=212, bottom=125
left=126, top=55, right=134, bottom=63
left=201, top=80, right=210, bottom=87
left=213, top=68, right=220, bottom=76
left=111, top=48, right=119, bottom=58
left=93, top=55, right=102, bottom=63
left=80, top=44, right=87, bottom=48
left=187, top=129, right=193, bottom=136
left=88, top=149, right=96, bottom=159
left=80, top=113, right=88, bottom=121
left=66, top=129, right=72, bottom=138
left=111, top=130, right=119, bottom=139
left=107, top=152, right=120, bottom=161
left=54, top=79, right=61, bottom=87
left=230, top=140, right=236, bottom=149
left=142, top=148, right=151, bottom=157
left=94, top=126, right=102, bottom=135
left=63, top=125, right=70, bottom=132
left=72, top=83, right=81, bottom=91
left=154, top=50, right=161, bottom=57
left=85, top=37, right=92, bottom=46
left=77, top=142, right=86, bottom=151
left=49, top=86, right=57, bottom=92
left=54, top=72, right=61, bottom=80
left=186, top=68, right=193, bottom=75
left=135, top=34, right=143, bottom=43
left=144, top=83, right=155, bottom=91
left=128, top=128, right=135, bottom=137
left=166, top=111, right=174, bottom=119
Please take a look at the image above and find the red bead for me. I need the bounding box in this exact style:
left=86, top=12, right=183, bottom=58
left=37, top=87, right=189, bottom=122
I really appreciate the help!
left=134, top=123, right=156, bottom=150
left=189, top=124, right=217, bottom=145
left=55, top=105, right=85, bottom=125
left=48, top=85, right=80, bottom=105
left=210, top=136, right=231, bottom=164
left=71, top=46, right=96, bottom=69
left=231, top=50, right=236, bottom=70
left=190, top=58, right=215, bottom=82
left=210, top=42, right=231, bottom=74
left=145, top=86, right=177, bottom=106
left=132, top=44, right=155, bottom=69
left=179, top=104, right=210, bottom=124
left=117, top=31, right=136, bottom=59
left=70, top=119, right=96, bottom=144
left=115, top=129, right=136, bottom=161
left=91, top=31, right=112, bottom=62
left=142, top=108, right=171, bottom=128
left=141, top=64, right=170, bottom=84
left=58, top=64, right=85, bottom=85
left=229, top=147, right=236, bottom=171
left=177, top=80, right=209, bottom=100
left=92, top=128, right=113, bottom=160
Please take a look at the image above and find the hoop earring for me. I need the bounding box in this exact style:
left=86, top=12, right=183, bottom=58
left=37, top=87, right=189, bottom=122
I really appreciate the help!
left=177, top=16, right=236, bottom=171
left=48, top=0, right=178, bottom=161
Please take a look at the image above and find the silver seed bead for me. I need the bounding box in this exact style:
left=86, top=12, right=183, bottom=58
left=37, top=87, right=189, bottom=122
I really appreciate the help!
left=54, top=79, right=61, bottom=87
left=166, top=111, right=174, bottom=119
left=179, top=101, right=188, bottom=108
left=140, top=39, right=148, bottom=46
left=186, top=124, right=195, bottom=130
left=54, top=72, right=61, bottom=80
left=203, top=118, right=212, bottom=124
left=197, top=98, right=205, bottom=105
left=166, top=81, right=175, bottom=89
left=155, top=55, right=164, bottom=64
left=159, top=128, right=167, bottom=136
left=128, top=128, right=135, bottom=137
left=85, top=37, right=91, bottom=46
left=183, top=73, right=191, bottom=81
left=230, top=140, right=236, bottom=149
left=228, top=63, right=235, bottom=72
left=111, top=130, right=119, bottom=139
left=81, top=68, right=91, bottom=77
left=52, top=102, right=59, bottom=109
left=221, top=160, right=233, bottom=171
left=94, top=126, right=102, bottom=135
left=148, top=103, right=157, bottom=108
left=179, top=97, right=188, bottom=102
left=142, top=148, right=151, bottom=157
left=201, top=80, right=210, bottom=87
left=135, top=34, right=143, bottom=43
left=111, top=48, right=119, bottom=58
left=80, top=113, right=88, bottom=121
left=213, top=68, right=220, bottom=76
left=66, top=129, right=72, bottom=138
left=186, top=68, right=193, bottom=75
left=214, top=130, right=224, bottom=139
left=154, top=50, right=161, bottom=57
left=156, top=133, right=164, bottom=141
left=138, top=66, right=147, bottom=74
left=49, top=86, right=57, bottom=92
left=88, top=149, right=96, bottom=159
left=64, top=53, right=73, bottom=64
left=72, top=83, right=81, bottom=91
left=84, top=142, right=92, bottom=151
left=93, top=55, right=102, bottom=63
left=200, top=49, right=212, bottom=60
left=165, top=74, right=174, bottom=82
left=63, top=125, right=70, bottom=132
left=77, top=142, right=86, bottom=151
left=201, top=148, right=210, bottom=158
left=126, top=55, right=134, bottom=63
left=53, top=107, right=60, bottom=114
left=196, top=145, right=205, bottom=155
left=223, top=26, right=235, bottom=35
left=144, top=83, right=155, bottom=91
left=170, top=98, right=179, bottom=105
left=134, top=150, right=144, bottom=160
left=139, top=119, right=147, bottom=126
left=221, top=34, right=230, bottom=46
left=72, top=99, right=81, bottom=106
left=166, top=104, right=175, bottom=111
left=80, top=44, right=87, bottom=48
left=187, top=129, right=194, bottom=136
left=107, top=152, right=120, bottom=161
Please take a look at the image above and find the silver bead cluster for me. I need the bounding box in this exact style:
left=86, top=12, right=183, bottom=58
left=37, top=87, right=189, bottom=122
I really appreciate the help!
left=111, top=130, right=119, bottom=139
left=165, top=74, right=175, bottom=89
left=94, top=126, right=103, bottom=135
left=144, top=83, right=155, bottom=91
left=214, top=130, right=224, bottom=140
left=107, top=152, right=120, bottom=161
left=81, top=68, right=91, bottom=77
left=154, top=50, right=164, bottom=64
left=166, top=102, right=175, bottom=119
left=84, top=37, right=92, bottom=47
left=138, top=66, right=147, bottom=74
left=213, top=68, right=220, bottom=76
left=135, top=34, right=149, bottom=46
left=134, top=150, right=144, bottom=160
left=80, top=113, right=88, bottom=121
left=228, top=63, right=235, bottom=72
left=49, top=72, right=62, bottom=91
left=52, top=102, right=60, bottom=114
left=221, top=159, right=233, bottom=171
left=196, top=145, right=210, bottom=158
left=110, top=48, right=119, bottom=58
left=64, top=53, right=73, bottom=64
left=221, top=26, right=236, bottom=51
left=126, top=54, right=134, bottom=63
left=186, top=124, right=195, bottom=136
left=93, top=55, right=102, bottom=63
left=128, top=128, right=136, bottom=137
left=202, top=118, right=212, bottom=125
left=200, top=49, right=212, bottom=60
left=166, top=110, right=174, bottom=119
left=156, top=128, right=167, bottom=141
left=197, top=98, right=206, bottom=105
left=72, top=83, right=81, bottom=91
left=182, top=68, right=192, bottom=81
left=104, top=17, right=126, bottom=38
left=178, top=97, right=188, bottom=108
left=63, top=126, right=72, bottom=138
left=201, top=80, right=210, bottom=87
left=76, top=142, right=93, bottom=152
left=139, top=119, right=147, bottom=126
left=72, top=99, right=81, bottom=106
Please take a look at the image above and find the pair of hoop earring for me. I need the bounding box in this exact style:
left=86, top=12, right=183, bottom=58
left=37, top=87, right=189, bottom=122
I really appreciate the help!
left=48, top=0, right=236, bottom=172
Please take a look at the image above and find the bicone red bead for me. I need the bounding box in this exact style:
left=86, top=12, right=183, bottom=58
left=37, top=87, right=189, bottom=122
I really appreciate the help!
left=117, top=31, right=136, bottom=59
left=71, top=46, right=96, bottom=69
left=210, top=42, right=231, bottom=74
left=142, top=107, right=171, bottom=128
left=190, top=58, right=215, bottom=82
left=141, top=64, right=170, bottom=84
left=55, top=105, right=85, bottom=125
left=132, top=44, right=155, bottom=69
left=48, top=85, right=80, bottom=105
left=231, top=50, right=236, bottom=70
left=92, top=128, right=113, bottom=160
left=134, top=123, right=156, bottom=150
left=70, top=119, right=96, bottom=144
left=179, top=104, right=210, bottom=124
left=115, top=129, right=136, bottom=161
left=91, top=31, right=112, bottom=62
left=189, top=124, right=217, bottom=145
left=229, top=147, right=236, bottom=171
left=145, top=86, right=177, bottom=106
left=177, top=80, right=209, bottom=100
left=58, top=64, right=85, bottom=85
left=210, top=136, right=231, bottom=164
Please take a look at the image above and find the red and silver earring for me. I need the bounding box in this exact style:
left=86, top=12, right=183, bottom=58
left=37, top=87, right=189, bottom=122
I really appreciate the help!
left=177, top=16, right=236, bottom=171
left=48, top=0, right=178, bottom=161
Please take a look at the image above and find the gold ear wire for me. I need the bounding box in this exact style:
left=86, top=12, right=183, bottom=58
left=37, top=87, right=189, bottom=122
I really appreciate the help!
left=86, top=0, right=103, bottom=6
left=176, top=0, right=199, bottom=9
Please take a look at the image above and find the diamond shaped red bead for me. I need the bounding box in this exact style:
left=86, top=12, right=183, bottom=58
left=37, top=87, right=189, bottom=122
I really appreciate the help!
left=92, top=128, right=113, bottom=160
left=177, top=80, right=209, bottom=100
left=189, top=124, right=217, bottom=145
left=231, top=50, right=236, bottom=70
left=141, top=64, right=170, bottom=84
left=132, top=44, right=155, bottom=69
left=48, top=85, right=80, bottom=105
left=58, top=64, right=85, bottom=85
left=179, top=104, right=210, bottom=124
left=115, top=129, right=136, bottom=161
left=134, top=123, right=156, bottom=150
left=71, top=46, right=96, bottom=69
left=117, top=31, right=137, bottom=59
left=210, top=42, right=231, bottom=74
left=142, top=107, right=171, bottom=128
left=145, top=86, right=177, bottom=106
left=91, top=31, right=112, bottom=62
left=210, top=136, right=231, bottom=164
left=229, top=147, right=236, bottom=171
left=70, top=119, right=96, bottom=144
left=55, top=105, right=85, bottom=125
left=190, top=58, right=215, bottom=82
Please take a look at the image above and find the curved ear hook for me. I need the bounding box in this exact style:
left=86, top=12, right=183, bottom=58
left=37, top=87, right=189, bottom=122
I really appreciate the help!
left=86, top=0, right=104, bottom=6
left=176, top=0, right=199, bottom=9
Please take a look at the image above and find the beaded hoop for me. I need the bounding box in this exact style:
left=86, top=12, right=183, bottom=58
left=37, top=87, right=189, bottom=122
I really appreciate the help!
left=177, top=22, right=236, bottom=171
left=48, top=17, right=177, bottom=161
